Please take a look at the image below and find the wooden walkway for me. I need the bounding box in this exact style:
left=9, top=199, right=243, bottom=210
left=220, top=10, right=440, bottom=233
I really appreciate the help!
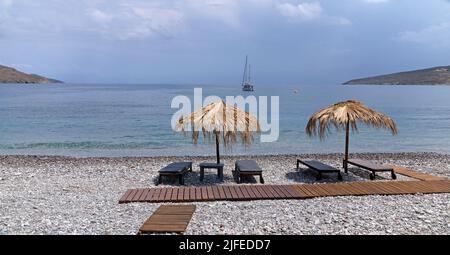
left=392, top=166, right=447, bottom=181
left=119, top=180, right=450, bottom=204
left=138, top=205, right=196, bottom=234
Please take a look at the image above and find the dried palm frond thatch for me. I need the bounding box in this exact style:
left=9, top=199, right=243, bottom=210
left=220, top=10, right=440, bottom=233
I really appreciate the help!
left=177, top=100, right=261, bottom=163
left=305, top=100, right=397, bottom=171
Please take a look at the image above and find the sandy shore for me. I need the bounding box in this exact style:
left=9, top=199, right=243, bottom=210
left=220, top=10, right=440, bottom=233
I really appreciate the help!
left=0, top=152, right=449, bottom=235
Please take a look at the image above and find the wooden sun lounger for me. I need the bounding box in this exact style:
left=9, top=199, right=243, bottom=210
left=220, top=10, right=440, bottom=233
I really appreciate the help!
left=158, top=162, right=193, bottom=185
left=297, top=160, right=343, bottom=181
left=346, top=158, right=397, bottom=180
left=235, top=160, right=264, bottom=184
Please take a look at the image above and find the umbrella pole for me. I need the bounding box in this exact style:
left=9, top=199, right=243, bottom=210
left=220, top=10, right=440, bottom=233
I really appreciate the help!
left=344, top=119, right=350, bottom=173
left=215, top=133, right=220, bottom=164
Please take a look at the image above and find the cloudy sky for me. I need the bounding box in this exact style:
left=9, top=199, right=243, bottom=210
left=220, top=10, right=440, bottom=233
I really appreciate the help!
left=1, top=0, right=449, bottom=85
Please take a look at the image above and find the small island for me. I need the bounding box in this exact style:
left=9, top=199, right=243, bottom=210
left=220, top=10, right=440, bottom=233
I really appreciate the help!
left=343, top=65, right=450, bottom=85
left=0, top=65, right=62, bottom=84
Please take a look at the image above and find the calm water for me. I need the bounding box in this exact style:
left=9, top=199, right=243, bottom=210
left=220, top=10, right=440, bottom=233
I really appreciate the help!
left=0, top=84, right=449, bottom=157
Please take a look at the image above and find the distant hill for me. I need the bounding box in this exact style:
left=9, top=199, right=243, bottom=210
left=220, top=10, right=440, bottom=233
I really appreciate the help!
left=343, top=66, right=450, bottom=85
left=0, top=65, right=62, bottom=84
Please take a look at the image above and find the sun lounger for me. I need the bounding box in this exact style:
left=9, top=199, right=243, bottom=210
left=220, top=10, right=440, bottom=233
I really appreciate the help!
left=158, top=162, right=192, bottom=185
left=235, top=160, right=264, bottom=184
left=346, top=158, right=396, bottom=180
left=297, top=160, right=343, bottom=181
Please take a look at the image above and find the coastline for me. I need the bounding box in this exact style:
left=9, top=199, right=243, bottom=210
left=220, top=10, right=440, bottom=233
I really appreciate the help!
left=0, top=152, right=448, bottom=235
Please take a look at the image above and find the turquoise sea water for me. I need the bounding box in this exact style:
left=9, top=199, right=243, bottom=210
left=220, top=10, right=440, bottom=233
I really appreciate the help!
left=0, top=84, right=449, bottom=157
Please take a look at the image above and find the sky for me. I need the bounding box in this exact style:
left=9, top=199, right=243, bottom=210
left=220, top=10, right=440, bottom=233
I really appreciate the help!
left=1, top=0, right=450, bottom=85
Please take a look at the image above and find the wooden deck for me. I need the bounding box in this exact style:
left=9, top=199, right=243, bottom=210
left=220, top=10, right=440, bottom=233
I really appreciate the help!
left=138, top=205, right=196, bottom=234
left=392, top=166, right=447, bottom=181
left=119, top=180, right=450, bottom=204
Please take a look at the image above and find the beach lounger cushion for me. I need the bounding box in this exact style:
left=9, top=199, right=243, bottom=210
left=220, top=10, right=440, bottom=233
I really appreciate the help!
left=347, top=159, right=393, bottom=171
left=297, top=160, right=342, bottom=181
left=158, top=162, right=192, bottom=185
left=346, top=159, right=396, bottom=180
left=159, top=162, right=193, bottom=173
left=235, top=160, right=263, bottom=172
left=235, top=160, right=264, bottom=184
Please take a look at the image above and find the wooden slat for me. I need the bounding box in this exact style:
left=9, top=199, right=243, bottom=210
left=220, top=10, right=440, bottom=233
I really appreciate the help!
left=360, top=182, right=389, bottom=194
left=283, top=186, right=301, bottom=198
left=194, top=187, right=202, bottom=201
left=140, top=224, right=188, bottom=232
left=217, top=186, right=226, bottom=199
left=277, top=185, right=292, bottom=198
left=361, top=182, right=389, bottom=195
left=400, top=181, right=431, bottom=193
left=125, top=189, right=137, bottom=201
left=378, top=182, right=401, bottom=193
left=223, top=186, right=232, bottom=199
left=330, top=183, right=353, bottom=196
left=374, top=182, right=398, bottom=194
left=181, top=187, right=189, bottom=201
left=121, top=180, right=450, bottom=204
left=264, top=185, right=277, bottom=198
left=132, top=189, right=144, bottom=201
left=155, top=208, right=197, bottom=214
left=164, top=188, right=173, bottom=201
left=212, top=186, right=220, bottom=200
left=436, top=181, right=450, bottom=192
left=270, top=185, right=286, bottom=198
left=243, top=185, right=256, bottom=199
left=239, top=185, right=250, bottom=198
left=294, top=185, right=314, bottom=197
left=229, top=186, right=239, bottom=199
left=139, top=205, right=196, bottom=234
left=340, top=183, right=362, bottom=195
left=400, top=181, right=427, bottom=193
left=315, top=184, right=340, bottom=196
left=411, top=181, right=439, bottom=192
left=250, top=186, right=262, bottom=198
left=206, top=187, right=214, bottom=200
left=119, top=189, right=133, bottom=203
left=171, top=188, right=179, bottom=201
left=346, top=182, right=374, bottom=195
left=125, top=189, right=138, bottom=201
left=278, top=185, right=295, bottom=198
left=234, top=186, right=245, bottom=200
left=301, top=185, right=322, bottom=197
left=200, top=187, right=208, bottom=201
left=423, top=180, right=449, bottom=191
left=139, top=189, right=150, bottom=201
left=149, top=215, right=193, bottom=221
left=144, top=189, right=156, bottom=202
left=188, top=187, right=195, bottom=201
left=392, top=166, right=446, bottom=181
left=310, top=184, right=331, bottom=196
left=383, top=182, right=410, bottom=195
left=158, top=188, right=167, bottom=202
left=255, top=185, right=270, bottom=198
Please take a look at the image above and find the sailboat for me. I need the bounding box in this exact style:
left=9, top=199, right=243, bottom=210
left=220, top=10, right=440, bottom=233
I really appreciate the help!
left=241, top=55, right=254, bottom=92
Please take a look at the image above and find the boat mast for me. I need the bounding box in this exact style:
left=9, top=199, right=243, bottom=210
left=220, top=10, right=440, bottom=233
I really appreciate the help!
left=248, top=64, right=251, bottom=84
left=242, top=55, right=248, bottom=87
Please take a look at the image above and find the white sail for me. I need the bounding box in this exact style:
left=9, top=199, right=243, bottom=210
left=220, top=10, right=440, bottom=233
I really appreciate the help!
left=242, top=55, right=254, bottom=92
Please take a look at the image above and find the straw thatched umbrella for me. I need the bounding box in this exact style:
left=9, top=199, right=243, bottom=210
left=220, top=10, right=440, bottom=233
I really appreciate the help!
left=306, top=100, right=397, bottom=172
left=177, top=100, right=261, bottom=164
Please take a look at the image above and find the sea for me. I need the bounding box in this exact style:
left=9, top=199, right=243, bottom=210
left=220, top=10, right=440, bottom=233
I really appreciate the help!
left=0, top=83, right=449, bottom=157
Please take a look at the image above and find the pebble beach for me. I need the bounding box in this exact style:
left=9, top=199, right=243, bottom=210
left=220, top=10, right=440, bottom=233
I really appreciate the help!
left=0, top=152, right=449, bottom=235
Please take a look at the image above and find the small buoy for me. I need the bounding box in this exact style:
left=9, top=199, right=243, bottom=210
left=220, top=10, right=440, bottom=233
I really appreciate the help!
left=293, top=89, right=299, bottom=94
